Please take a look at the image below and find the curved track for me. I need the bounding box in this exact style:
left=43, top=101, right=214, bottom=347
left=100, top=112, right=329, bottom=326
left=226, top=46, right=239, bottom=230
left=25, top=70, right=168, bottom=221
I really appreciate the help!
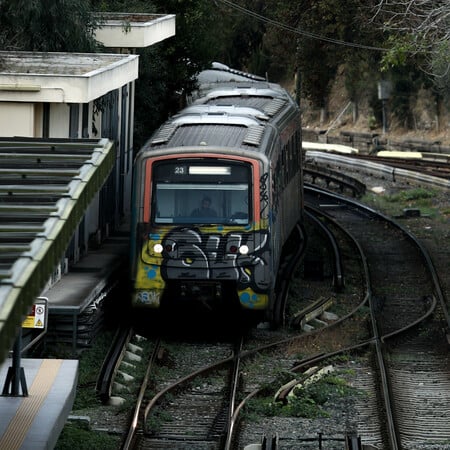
left=305, top=186, right=450, bottom=449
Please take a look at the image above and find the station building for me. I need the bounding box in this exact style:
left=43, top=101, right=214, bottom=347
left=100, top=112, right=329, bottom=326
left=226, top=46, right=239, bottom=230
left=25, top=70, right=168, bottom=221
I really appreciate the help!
left=0, top=13, right=175, bottom=256
left=0, top=13, right=175, bottom=366
left=0, top=14, right=176, bottom=449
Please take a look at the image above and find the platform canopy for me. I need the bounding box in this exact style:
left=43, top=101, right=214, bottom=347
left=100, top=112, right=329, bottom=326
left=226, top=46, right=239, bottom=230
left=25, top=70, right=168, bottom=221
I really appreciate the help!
left=0, top=137, right=115, bottom=363
left=0, top=51, right=139, bottom=103
left=94, top=12, right=176, bottom=48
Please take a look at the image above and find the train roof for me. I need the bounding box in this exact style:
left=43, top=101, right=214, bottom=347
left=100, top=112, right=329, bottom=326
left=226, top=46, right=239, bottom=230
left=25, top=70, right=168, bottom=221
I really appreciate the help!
left=197, top=68, right=266, bottom=85
left=192, top=83, right=294, bottom=121
left=181, top=104, right=270, bottom=121
left=197, top=86, right=287, bottom=104
left=149, top=115, right=265, bottom=149
left=148, top=98, right=295, bottom=150
left=141, top=63, right=299, bottom=157
left=190, top=62, right=285, bottom=103
left=196, top=62, right=266, bottom=83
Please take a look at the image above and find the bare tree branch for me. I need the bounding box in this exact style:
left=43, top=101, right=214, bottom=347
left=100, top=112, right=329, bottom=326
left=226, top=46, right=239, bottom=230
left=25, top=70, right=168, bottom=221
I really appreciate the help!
left=372, top=0, right=450, bottom=94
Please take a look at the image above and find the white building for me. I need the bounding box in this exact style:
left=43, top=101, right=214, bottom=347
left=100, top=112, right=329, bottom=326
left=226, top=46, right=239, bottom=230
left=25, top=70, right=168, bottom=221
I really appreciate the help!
left=0, top=13, right=175, bottom=257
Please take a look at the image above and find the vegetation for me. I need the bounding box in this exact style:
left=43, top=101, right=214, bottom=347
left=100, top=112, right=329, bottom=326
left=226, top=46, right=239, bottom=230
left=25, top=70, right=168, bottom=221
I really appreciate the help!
left=70, top=331, right=115, bottom=409
left=55, top=422, right=120, bottom=450
left=246, top=372, right=358, bottom=420
left=373, top=0, right=450, bottom=102
left=0, top=0, right=448, bottom=142
left=362, top=187, right=444, bottom=219
left=384, top=188, right=436, bottom=203
left=0, top=0, right=99, bottom=52
left=50, top=329, right=121, bottom=449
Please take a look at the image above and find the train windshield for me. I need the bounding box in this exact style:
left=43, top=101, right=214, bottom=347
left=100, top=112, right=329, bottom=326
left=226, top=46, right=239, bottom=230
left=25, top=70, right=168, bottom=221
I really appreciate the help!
left=152, top=161, right=251, bottom=225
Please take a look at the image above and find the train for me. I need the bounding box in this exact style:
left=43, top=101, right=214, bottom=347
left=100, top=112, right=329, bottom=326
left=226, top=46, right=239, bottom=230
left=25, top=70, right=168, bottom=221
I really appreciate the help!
left=129, top=63, right=303, bottom=324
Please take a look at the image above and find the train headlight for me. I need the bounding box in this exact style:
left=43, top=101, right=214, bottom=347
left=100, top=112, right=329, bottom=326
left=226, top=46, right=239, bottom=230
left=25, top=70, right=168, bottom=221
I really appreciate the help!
left=239, top=245, right=249, bottom=255
left=153, top=243, right=163, bottom=254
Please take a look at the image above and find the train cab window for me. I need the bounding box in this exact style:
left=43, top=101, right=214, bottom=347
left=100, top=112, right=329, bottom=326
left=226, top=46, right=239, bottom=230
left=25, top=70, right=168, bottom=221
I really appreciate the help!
left=151, top=161, right=251, bottom=225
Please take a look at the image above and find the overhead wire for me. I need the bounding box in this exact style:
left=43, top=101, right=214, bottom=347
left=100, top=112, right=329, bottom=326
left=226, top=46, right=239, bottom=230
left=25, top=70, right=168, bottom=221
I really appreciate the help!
left=216, top=0, right=388, bottom=52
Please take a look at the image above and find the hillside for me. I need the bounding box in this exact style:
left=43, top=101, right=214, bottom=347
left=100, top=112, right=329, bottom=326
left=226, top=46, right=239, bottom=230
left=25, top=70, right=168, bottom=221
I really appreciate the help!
left=297, top=67, right=450, bottom=147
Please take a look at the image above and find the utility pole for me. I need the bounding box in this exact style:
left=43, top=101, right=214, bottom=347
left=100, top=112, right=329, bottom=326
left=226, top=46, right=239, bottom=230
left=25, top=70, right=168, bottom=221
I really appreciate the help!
left=378, top=80, right=392, bottom=134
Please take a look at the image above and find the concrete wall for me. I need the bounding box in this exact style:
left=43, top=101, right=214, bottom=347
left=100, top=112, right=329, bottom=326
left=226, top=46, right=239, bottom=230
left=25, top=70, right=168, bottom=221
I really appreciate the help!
left=49, top=104, right=70, bottom=138
left=0, top=103, right=34, bottom=137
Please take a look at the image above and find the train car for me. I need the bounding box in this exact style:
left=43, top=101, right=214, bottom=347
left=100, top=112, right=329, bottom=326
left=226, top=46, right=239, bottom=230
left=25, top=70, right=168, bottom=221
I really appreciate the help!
left=129, top=64, right=303, bottom=324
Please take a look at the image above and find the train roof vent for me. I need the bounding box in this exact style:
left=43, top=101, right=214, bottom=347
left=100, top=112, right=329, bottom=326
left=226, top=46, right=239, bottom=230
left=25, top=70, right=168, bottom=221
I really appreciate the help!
left=151, top=123, right=177, bottom=145
left=243, top=125, right=265, bottom=146
left=263, top=98, right=286, bottom=116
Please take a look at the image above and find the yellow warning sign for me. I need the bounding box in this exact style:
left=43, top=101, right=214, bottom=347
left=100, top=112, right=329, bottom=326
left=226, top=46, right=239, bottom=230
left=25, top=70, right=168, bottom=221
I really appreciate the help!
left=22, top=316, right=36, bottom=328
left=22, top=301, right=46, bottom=329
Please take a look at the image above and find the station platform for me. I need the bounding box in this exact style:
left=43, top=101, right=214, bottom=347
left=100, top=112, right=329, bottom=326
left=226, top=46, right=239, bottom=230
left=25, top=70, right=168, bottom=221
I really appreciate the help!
left=45, top=234, right=129, bottom=312
left=43, top=234, right=130, bottom=352
left=0, top=358, right=78, bottom=450
left=0, top=232, right=129, bottom=449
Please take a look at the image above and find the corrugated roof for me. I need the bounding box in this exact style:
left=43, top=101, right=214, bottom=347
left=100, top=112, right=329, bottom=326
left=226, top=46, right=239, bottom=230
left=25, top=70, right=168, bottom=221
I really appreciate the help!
left=166, top=124, right=249, bottom=148
left=0, top=137, right=115, bottom=363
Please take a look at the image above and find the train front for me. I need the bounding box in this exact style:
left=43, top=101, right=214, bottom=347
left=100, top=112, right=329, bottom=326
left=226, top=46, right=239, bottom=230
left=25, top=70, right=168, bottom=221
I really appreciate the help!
left=131, top=154, right=272, bottom=314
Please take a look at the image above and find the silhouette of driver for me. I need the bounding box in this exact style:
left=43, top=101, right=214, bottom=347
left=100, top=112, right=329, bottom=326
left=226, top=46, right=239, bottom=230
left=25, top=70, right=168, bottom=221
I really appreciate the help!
left=191, top=196, right=217, bottom=217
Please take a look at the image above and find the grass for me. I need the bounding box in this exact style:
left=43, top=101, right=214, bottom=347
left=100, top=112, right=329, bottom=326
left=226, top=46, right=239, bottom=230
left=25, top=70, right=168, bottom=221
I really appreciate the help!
left=146, top=409, right=173, bottom=434
left=54, top=328, right=126, bottom=449
left=55, top=422, right=120, bottom=450
left=245, top=372, right=359, bottom=420
left=384, top=187, right=436, bottom=203
left=72, top=331, right=116, bottom=410
left=361, top=187, right=442, bottom=218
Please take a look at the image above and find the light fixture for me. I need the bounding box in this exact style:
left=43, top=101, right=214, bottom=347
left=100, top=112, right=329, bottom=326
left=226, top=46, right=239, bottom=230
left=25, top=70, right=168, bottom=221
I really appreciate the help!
left=239, top=245, right=249, bottom=255
left=189, top=166, right=231, bottom=175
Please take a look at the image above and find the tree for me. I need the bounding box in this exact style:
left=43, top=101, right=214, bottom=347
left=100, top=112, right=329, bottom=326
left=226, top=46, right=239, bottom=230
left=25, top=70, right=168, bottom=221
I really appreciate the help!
left=372, top=0, right=450, bottom=99
left=260, top=1, right=299, bottom=81
left=135, top=0, right=230, bottom=145
left=92, top=0, right=231, bottom=147
left=214, top=0, right=268, bottom=75
left=291, top=0, right=378, bottom=119
left=0, top=0, right=99, bottom=52
left=150, top=0, right=231, bottom=99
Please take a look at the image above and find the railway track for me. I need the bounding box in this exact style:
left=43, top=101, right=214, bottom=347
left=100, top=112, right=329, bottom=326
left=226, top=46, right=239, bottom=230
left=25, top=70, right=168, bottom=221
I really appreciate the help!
left=358, top=154, right=450, bottom=179
left=89, top=168, right=449, bottom=449
left=97, top=313, right=373, bottom=449
left=97, top=325, right=246, bottom=450
left=141, top=339, right=240, bottom=449
left=305, top=186, right=450, bottom=449
left=304, top=151, right=450, bottom=195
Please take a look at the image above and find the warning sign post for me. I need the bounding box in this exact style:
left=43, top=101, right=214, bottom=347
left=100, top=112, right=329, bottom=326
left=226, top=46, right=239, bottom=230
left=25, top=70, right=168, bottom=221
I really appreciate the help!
left=3, top=298, right=49, bottom=396
left=22, top=298, right=47, bottom=329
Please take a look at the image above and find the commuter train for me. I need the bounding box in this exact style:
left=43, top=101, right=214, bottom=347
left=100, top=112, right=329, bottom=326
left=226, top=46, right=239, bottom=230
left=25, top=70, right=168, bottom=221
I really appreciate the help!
left=130, top=63, right=303, bottom=324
